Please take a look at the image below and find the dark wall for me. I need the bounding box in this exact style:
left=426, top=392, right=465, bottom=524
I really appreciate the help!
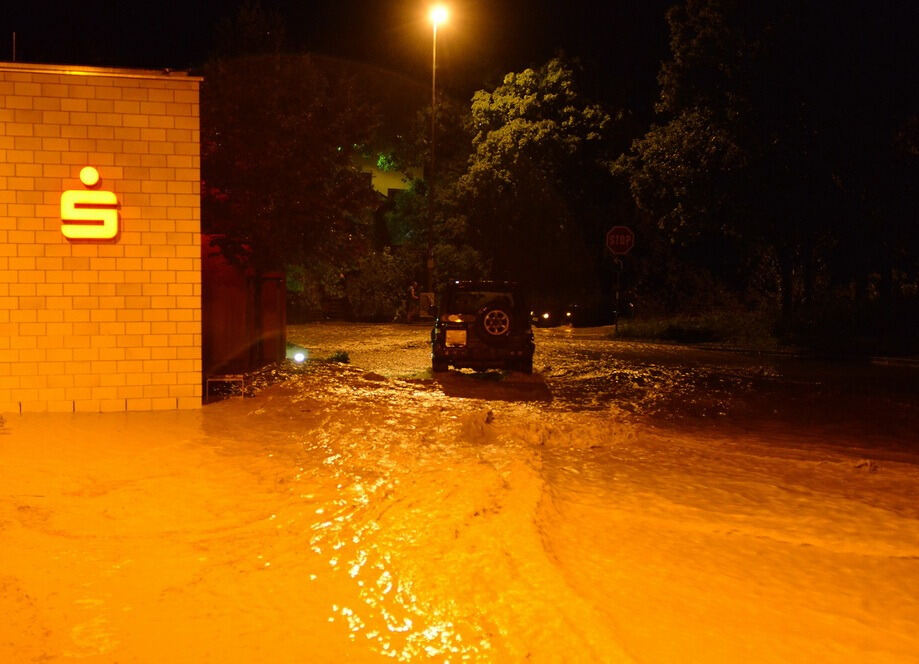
left=202, top=236, right=286, bottom=376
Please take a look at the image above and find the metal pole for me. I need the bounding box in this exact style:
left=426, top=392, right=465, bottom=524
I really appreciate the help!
left=12, top=32, right=16, bottom=61
left=431, top=23, right=437, bottom=179
left=427, top=23, right=438, bottom=292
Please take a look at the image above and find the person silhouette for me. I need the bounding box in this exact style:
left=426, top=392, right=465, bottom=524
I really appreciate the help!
left=406, top=281, right=420, bottom=323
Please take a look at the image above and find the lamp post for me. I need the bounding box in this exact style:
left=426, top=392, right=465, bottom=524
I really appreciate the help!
left=427, top=5, right=448, bottom=291
left=429, top=5, right=448, bottom=178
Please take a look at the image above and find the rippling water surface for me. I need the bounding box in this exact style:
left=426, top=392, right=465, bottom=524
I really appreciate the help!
left=1, top=323, right=918, bottom=662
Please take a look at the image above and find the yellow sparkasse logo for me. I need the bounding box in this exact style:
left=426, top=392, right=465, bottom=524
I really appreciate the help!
left=61, top=166, right=119, bottom=240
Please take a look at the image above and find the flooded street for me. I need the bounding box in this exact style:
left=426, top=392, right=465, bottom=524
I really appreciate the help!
left=2, top=322, right=918, bottom=662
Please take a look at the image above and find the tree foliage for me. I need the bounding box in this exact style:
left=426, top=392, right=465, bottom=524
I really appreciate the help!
left=383, top=96, right=485, bottom=290
left=454, top=58, right=614, bottom=298
left=201, top=53, right=380, bottom=275
left=616, top=0, right=918, bottom=325
left=344, top=247, right=414, bottom=321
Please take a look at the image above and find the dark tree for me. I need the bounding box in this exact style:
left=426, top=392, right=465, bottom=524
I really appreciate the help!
left=617, top=0, right=918, bottom=327
left=454, top=57, right=615, bottom=300
left=384, top=95, right=486, bottom=290
left=201, top=53, right=380, bottom=275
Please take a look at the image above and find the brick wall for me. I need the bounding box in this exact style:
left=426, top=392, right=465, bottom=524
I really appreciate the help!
left=0, top=62, right=202, bottom=413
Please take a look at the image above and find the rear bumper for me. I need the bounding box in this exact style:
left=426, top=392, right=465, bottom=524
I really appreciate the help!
left=432, top=334, right=534, bottom=370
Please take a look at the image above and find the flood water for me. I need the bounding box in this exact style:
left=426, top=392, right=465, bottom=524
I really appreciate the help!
left=1, top=322, right=918, bottom=662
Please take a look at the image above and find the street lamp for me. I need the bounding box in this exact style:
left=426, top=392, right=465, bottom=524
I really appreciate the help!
left=427, top=5, right=448, bottom=291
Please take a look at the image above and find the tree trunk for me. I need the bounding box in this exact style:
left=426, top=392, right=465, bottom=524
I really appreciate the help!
left=778, top=246, right=795, bottom=320
left=803, top=236, right=816, bottom=306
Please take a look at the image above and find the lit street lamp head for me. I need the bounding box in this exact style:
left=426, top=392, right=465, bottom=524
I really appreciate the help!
left=429, top=5, right=448, bottom=27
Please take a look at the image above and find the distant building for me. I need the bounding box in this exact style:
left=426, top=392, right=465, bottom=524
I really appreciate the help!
left=354, top=150, right=421, bottom=198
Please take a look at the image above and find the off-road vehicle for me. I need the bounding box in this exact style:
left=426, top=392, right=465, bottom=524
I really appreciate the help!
left=430, top=280, right=535, bottom=374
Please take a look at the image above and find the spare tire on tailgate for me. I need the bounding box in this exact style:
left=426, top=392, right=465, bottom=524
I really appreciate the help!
left=477, top=300, right=513, bottom=346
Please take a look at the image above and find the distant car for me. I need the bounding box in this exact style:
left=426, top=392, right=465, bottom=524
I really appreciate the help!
left=431, top=280, right=535, bottom=374
left=530, top=304, right=572, bottom=328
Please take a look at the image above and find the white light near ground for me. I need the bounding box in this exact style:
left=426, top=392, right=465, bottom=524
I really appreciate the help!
left=286, top=344, right=309, bottom=363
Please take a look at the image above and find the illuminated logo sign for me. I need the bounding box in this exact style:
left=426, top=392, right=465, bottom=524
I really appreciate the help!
left=60, top=166, right=119, bottom=240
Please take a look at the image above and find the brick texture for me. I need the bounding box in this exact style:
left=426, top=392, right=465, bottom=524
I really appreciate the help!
left=1, top=63, right=202, bottom=413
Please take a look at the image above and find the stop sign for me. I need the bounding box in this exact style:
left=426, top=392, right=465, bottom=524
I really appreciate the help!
left=606, top=226, right=634, bottom=255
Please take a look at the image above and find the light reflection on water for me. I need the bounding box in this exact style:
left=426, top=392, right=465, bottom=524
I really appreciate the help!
left=273, top=380, right=638, bottom=661
left=200, top=333, right=919, bottom=661
left=291, top=408, right=500, bottom=661
left=4, top=340, right=918, bottom=662
left=270, top=359, right=919, bottom=662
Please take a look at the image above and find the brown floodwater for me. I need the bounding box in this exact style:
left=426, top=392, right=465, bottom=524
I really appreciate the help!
left=1, top=322, right=917, bottom=662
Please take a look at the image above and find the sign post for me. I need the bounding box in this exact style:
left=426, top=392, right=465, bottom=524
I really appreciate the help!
left=605, top=226, right=634, bottom=334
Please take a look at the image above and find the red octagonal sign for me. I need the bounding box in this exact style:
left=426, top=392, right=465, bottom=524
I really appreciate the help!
left=606, top=225, right=634, bottom=255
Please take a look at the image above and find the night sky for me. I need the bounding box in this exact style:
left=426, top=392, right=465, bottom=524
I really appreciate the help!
left=2, top=0, right=673, bottom=106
